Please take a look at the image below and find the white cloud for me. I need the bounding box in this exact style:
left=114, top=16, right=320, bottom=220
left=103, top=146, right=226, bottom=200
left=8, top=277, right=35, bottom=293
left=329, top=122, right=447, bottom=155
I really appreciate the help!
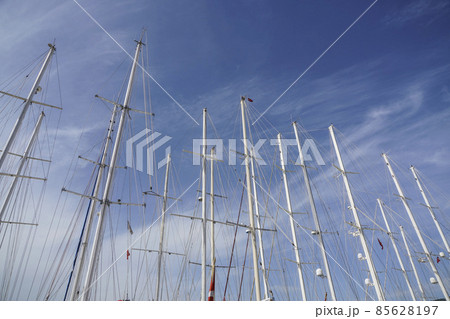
left=383, top=0, right=449, bottom=26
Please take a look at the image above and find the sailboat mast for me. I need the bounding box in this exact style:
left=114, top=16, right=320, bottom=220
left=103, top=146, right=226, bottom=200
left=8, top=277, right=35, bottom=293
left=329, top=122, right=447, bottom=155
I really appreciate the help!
left=81, top=37, right=144, bottom=300
left=399, top=225, right=426, bottom=301
left=250, top=148, right=270, bottom=300
left=69, top=104, right=119, bottom=301
left=0, top=112, right=45, bottom=221
left=201, top=108, right=207, bottom=301
left=382, top=154, right=449, bottom=300
left=210, top=147, right=215, bottom=272
left=156, top=153, right=171, bottom=300
left=240, top=97, right=261, bottom=301
left=329, top=125, right=385, bottom=301
left=377, top=199, right=416, bottom=301
left=0, top=44, right=55, bottom=170
left=277, top=133, right=307, bottom=300
left=410, top=166, right=450, bottom=255
left=293, top=122, right=336, bottom=301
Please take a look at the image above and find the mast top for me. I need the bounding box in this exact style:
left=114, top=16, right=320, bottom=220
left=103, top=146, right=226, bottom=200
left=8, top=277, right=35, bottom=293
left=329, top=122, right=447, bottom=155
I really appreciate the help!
left=135, top=28, right=146, bottom=46
left=134, top=39, right=146, bottom=46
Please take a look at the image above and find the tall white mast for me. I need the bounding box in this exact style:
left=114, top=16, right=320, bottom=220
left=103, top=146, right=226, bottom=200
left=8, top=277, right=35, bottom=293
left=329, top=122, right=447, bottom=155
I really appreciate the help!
left=240, top=96, right=261, bottom=301
left=292, top=122, right=336, bottom=301
left=329, top=125, right=385, bottom=301
left=377, top=199, right=416, bottom=301
left=201, top=108, right=207, bottom=301
left=69, top=104, right=119, bottom=301
left=399, top=225, right=426, bottom=301
left=0, top=44, right=55, bottom=170
left=410, top=165, right=450, bottom=255
left=81, top=37, right=144, bottom=300
left=293, top=122, right=336, bottom=301
left=210, top=147, right=215, bottom=272
left=156, top=153, right=171, bottom=300
left=250, top=148, right=270, bottom=300
left=277, top=133, right=307, bottom=301
left=382, top=154, right=449, bottom=300
left=0, top=112, right=45, bottom=221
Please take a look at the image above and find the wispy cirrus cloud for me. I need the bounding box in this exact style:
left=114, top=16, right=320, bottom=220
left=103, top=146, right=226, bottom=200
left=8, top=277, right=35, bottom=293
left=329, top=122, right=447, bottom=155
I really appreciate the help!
left=383, top=0, right=449, bottom=26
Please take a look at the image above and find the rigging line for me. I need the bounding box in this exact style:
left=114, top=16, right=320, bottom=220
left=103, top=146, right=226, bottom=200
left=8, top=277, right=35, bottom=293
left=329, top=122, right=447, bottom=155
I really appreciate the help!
left=237, top=233, right=250, bottom=301
left=311, top=176, right=355, bottom=297
left=18, top=160, right=47, bottom=296
left=141, top=41, right=154, bottom=190
left=35, top=162, right=96, bottom=298
left=11, top=179, right=41, bottom=298
left=382, top=157, right=448, bottom=251
left=39, top=155, right=103, bottom=299
left=252, top=178, right=376, bottom=301
left=37, top=110, right=107, bottom=296
left=384, top=203, right=445, bottom=252
left=416, top=167, right=450, bottom=208
left=62, top=157, right=102, bottom=301
left=223, top=180, right=245, bottom=300
left=71, top=0, right=199, bottom=126
left=9, top=88, right=59, bottom=299
left=77, top=177, right=199, bottom=300
left=247, top=102, right=280, bottom=135
left=0, top=50, right=47, bottom=92
left=355, top=206, right=387, bottom=234
left=42, top=53, right=62, bottom=180
left=253, top=0, right=379, bottom=125
left=268, top=185, right=283, bottom=298
left=166, top=157, right=190, bottom=300
left=383, top=236, right=390, bottom=295
left=59, top=104, right=97, bottom=190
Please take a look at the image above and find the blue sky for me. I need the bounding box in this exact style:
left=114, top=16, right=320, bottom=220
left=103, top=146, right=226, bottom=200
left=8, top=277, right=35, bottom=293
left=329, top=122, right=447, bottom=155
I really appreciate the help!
left=0, top=0, right=450, bottom=301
